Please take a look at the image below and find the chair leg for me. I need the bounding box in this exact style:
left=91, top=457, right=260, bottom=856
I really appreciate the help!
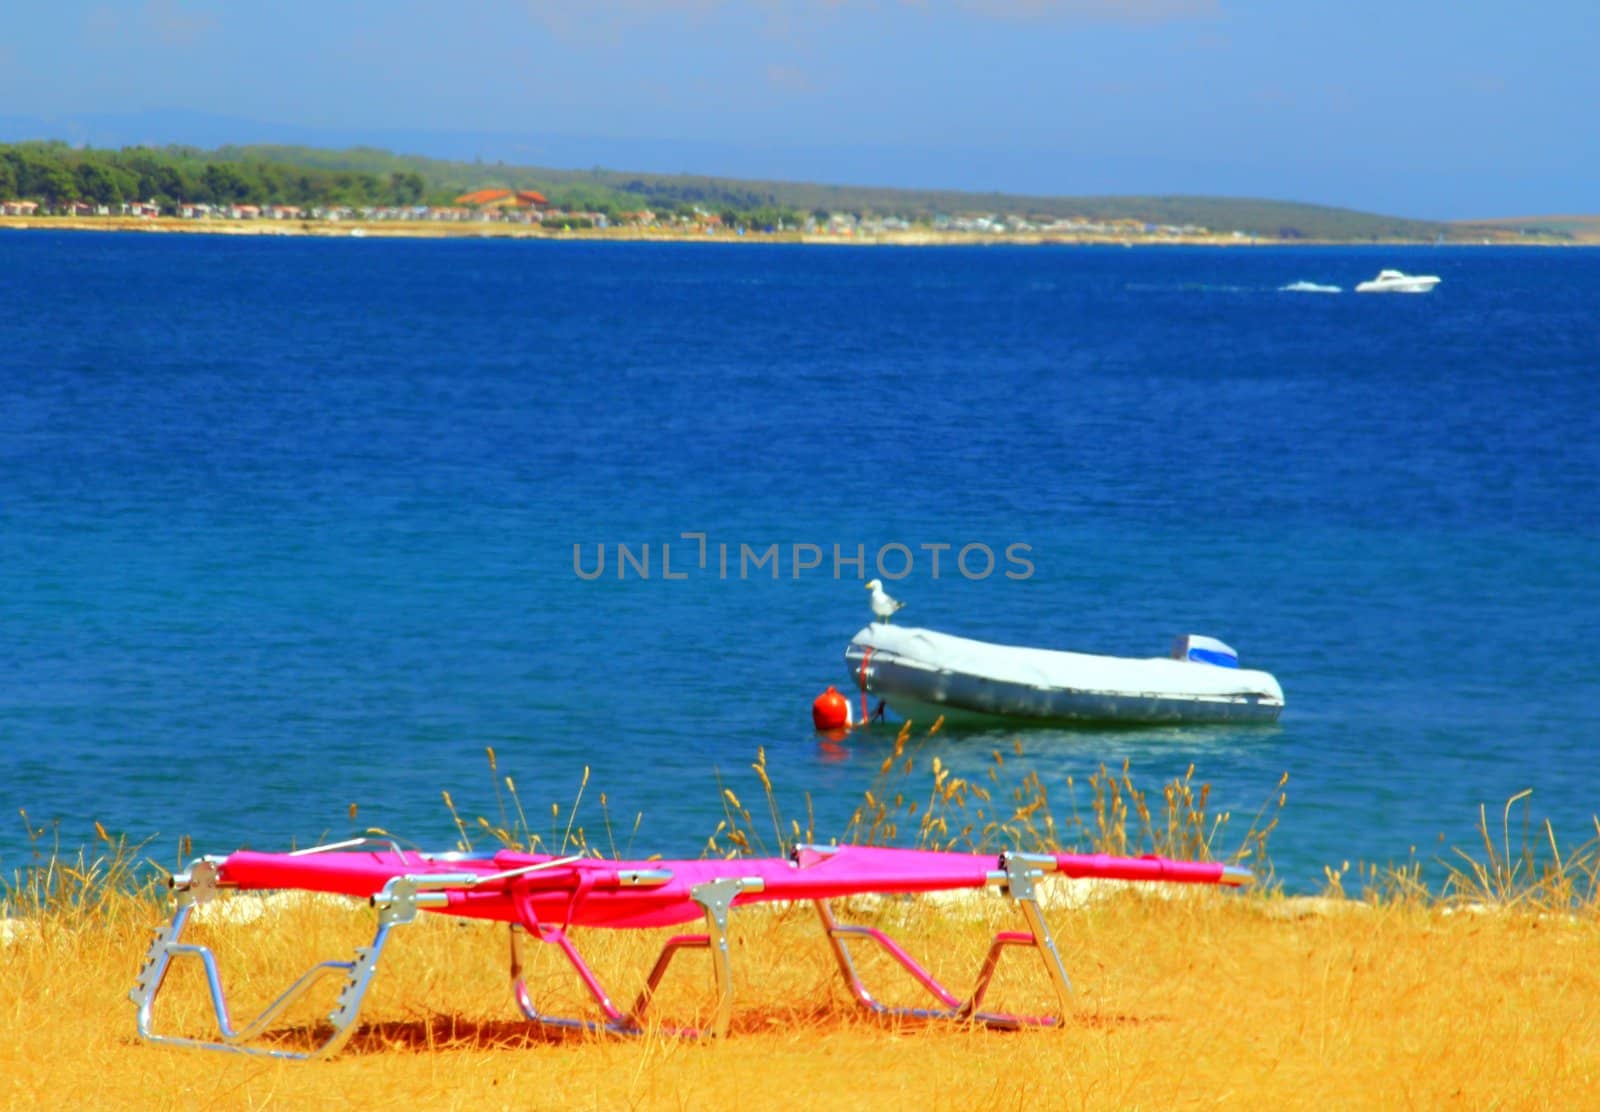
left=627, top=933, right=710, bottom=1029
left=130, top=861, right=415, bottom=1059
left=1015, top=890, right=1073, bottom=1010
left=815, top=899, right=966, bottom=1017
left=509, top=922, right=633, bottom=1033
left=1001, top=853, right=1074, bottom=1015
left=508, top=877, right=754, bottom=1039
left=814, top=855, right=1074, bottom=1029
left=688, top=877, right=747, bottom=1039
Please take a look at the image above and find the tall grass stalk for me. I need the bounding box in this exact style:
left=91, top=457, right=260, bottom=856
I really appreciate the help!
left=11, top=739, right=1599, bottom=928
left=4, top=811, right=159, bottom=928
left=1437, top=790, right=1600, bottom=912
left=698, top=720, right=1290, bottom=879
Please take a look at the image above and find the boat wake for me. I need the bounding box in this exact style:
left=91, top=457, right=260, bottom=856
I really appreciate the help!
left=1279, top=281, right=1342, bottom=294
left=1125, top=282, right=1253, bottom=293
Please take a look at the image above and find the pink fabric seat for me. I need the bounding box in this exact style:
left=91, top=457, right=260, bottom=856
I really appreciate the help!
left=217, top=845, right=1235, bottom=929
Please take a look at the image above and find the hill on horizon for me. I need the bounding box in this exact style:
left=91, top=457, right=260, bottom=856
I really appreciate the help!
left=1453, top=214, right=1600, bottom=242
left=0, top=135, right=1472, bottom=241
left=234, top=143, right=1450, bottom=240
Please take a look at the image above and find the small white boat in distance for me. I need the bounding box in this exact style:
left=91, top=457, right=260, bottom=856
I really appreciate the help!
left=844, top=625, right=1284, bottom=726
left=1355, top=269, right=1440, bottom=293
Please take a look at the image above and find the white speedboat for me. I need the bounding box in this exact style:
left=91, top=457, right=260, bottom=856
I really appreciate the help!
left=844, top=625, right=1284, bottom=726
left=1354, top=269, right=1440, bottom=293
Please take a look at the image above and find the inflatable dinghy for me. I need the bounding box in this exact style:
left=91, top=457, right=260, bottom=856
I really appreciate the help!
left=845, top=625, right=1284, bottom=726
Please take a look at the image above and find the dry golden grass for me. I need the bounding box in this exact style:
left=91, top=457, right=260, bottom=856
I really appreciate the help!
left=4, top=885, right=1599, bottom=1109
left=6, top=740, right=1599, bottom=1109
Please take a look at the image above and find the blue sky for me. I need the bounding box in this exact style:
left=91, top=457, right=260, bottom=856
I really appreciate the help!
left=1, top=1, right=1595, bottom=218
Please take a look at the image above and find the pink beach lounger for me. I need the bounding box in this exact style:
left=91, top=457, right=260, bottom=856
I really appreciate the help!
left=132, top=839, right=1250, bottom=1059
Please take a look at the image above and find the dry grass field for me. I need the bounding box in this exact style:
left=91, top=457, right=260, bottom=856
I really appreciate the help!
left=6, top=745, right=1599, bottom=1109
left=5, top=885, right=1598, bottom=1109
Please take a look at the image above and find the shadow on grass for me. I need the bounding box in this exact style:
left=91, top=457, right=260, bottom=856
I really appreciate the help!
left=208, top=1004, right=1167, bottom=1055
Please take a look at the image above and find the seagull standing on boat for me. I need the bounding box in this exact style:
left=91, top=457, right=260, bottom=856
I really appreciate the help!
left=865, top=579, right=905, bottom=624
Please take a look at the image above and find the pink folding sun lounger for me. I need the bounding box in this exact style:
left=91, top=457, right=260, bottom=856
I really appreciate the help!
left=132, top=838, right=1250, bottom=1059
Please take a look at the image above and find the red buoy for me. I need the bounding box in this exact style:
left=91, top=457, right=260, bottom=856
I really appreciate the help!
left=811, top=686, right=853, bottom=732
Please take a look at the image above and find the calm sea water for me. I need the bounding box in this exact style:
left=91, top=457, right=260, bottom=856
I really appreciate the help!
left=2, top=231, right=1596, bottom=891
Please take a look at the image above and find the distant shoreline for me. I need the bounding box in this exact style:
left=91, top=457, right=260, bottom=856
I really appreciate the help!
left=3, top=215, right=1589, bottom=247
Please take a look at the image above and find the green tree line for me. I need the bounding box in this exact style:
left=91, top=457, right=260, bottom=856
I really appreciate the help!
left=0, top=139, right=1450, bottom=240
left=0, top=141, right=809, bottom=226
left=0, top=142, right=431, bottom=209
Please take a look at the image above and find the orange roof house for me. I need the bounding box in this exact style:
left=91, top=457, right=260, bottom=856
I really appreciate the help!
left=455, top=188, right=511, bottom=206
left=454, top=188, right=549, bottom=209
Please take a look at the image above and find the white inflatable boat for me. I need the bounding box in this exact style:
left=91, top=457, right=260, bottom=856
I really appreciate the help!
left=844, top=625, right=1284, bottom=726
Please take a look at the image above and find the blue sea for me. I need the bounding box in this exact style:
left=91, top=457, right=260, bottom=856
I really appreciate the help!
left=2, top=230, right=1597, bottom=892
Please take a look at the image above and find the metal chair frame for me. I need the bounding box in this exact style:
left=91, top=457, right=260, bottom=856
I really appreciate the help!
left=131, top=844, right=1084, bottom=1058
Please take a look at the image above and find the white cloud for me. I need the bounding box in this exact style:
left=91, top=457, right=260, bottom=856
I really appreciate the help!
left=952, top=0, right=1219, bottom=22
left=1183, top=28, right=1230, bottom=50
left=141, top=0, right=217, bottom=46
left=766, top=63, right=814, bottom=92
left=82, top=6, right=122, bottom=48
left=523, top=0, right=1217, bottom=38
left=524, top=0, right=717, bottom=43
